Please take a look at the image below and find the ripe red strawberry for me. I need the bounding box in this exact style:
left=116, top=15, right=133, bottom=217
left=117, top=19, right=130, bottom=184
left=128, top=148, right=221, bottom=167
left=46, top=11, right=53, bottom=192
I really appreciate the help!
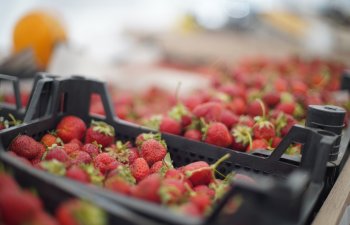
left=140, top=139, right=167, bottom=166
left=81, top=143, right=101, bottom=158
left=183, top=95, right=204, bottom=111
left=189, top=193, right=211, bottom=214
left=56, top=116, right=86, bottom=143
left=66, top=165, right=90, bottom=183
left=41, top=133, right=62, bottom=148
left=131, top=173, right=162, bottom=203
left=0, top=190, right=42, bottom=225
left=192, top=102, right=224, bottom=122
left=178, top=202, right=201, bottom=217
left=291, top=80, right=308, bottom=96
left=184, top=129, right=202, bottom=141
left=69, top=151, right=92, bottom=165
left=63, top=143, right=81, bottom=155
left=274, top=77, right=288, bottom=92
left=262, top=92, right=280, bottom=107
left=276, top=102, right=296, bottom=115
left=247, top=99, right=267, bottom=118
left=85, top=120, right=115, bottom=148
left=165, top=169, right=185, bottom=180
left=0, top=173, right=19, bottom=192
left=30, top=142, right=46, bottom=165
left=159, top=178, right=186, bottom=204
left=150, top=161, right=163, bottom=174
left=168, top=103, right=192, bottom=128
left=45, top=146, right=69, bottom=163
left=159, top=116, right=182, bottom=135
left=182, top=154, right=230, bottom=186
left=227, top=97, right=246, bottom=115
left=8, top=135, right=41, bottom=160
left=272, top=112, right=297, bottom=137
left=106, top=141, right=139, bottom=165
left=69, top=138, right=83, bottom=147
left=135, top=133, right=161, bottom=147
left=193, top=185, right=215, bottom=199
left=93, top=152, right=119, bottom=175
left=231, top=125, right=252, bottom=152
left=247, top=139, right=269, bottom=152
left=271, top=137, right=282, bottom=148
left=56, top=200, right=106, bottom=225
left=130, top=158, right=150, bottom=182
left=202, top=122, right=232, bottom=147
left=104, top=166, right=136, bottom=195
left=237, top=115, right=254, bottom=127
left=220, top=110, right=239, bottom=129
left=252, top=117, right=275, bottom=141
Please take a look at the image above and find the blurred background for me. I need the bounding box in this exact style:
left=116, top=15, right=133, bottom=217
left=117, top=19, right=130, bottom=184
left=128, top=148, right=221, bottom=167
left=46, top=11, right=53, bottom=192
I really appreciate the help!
left=0, top=0, right=349, bottom=108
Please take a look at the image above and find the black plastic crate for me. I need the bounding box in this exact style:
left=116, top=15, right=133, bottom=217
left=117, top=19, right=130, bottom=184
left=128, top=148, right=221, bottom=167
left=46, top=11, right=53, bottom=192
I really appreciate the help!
left=0, top=76, right=336, bottom=225
left=0, top=73, right=55, bottom=129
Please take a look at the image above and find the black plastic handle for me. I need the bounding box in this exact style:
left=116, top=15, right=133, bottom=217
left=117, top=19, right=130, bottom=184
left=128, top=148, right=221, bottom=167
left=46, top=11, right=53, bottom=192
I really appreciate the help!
left=50, top=76, right=116, bottom=123
left=0, top=74, right=22, bottom=110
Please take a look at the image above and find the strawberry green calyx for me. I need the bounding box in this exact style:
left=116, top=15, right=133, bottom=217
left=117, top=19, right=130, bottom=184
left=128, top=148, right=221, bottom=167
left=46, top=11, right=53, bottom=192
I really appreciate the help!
left=91, top=120, right=115, bottom=137
left=210, top=172, right=234, bottom=201
left=232, top=125, right=253, bottom=149
left=254, top=116, right=274, bottom=129
left=159, top=185, right=182, bottom=205
left=248, top=91, right=263, bottom=103
left=293, top=103, right=304, bottom=119
left=8, top=113, right=22, bottom=126
left=280, top=92, right=294, bottom=103
left=82, top=164, right=104, bottom=186
left=200, top=118, right=209, bottom=141
left=212, top=91, right=231, bottom=103
left=159, top=153, right=174, bottom=177
left=168, top=103, right=189, bottom=122
left=73, top=201, right=107, bottom=225
left=274, top=112, right=287, bottom=136
left=142, top=115, right=162, bottom=131
left=106, top=141, right=130, bottom=164
left=113, top=165, right=136, bottom=185
left=40, top=160, right=66, bottom=176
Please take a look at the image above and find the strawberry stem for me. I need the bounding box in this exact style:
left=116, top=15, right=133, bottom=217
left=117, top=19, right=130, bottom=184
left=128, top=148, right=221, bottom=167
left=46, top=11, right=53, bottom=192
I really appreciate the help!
left=256, top=99, right=266, bottom=118
left=246, top=131, right=253, bottom=152
left=211, top=153, right=230, bottom=170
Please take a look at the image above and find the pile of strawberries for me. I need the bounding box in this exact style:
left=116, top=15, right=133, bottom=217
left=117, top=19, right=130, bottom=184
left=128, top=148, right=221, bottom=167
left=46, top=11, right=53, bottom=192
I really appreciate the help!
left=91, top=56, right=347, bottom=154
left=7, top=115, right=254, bottom=218
left=0, top=169, right=106, bottom=225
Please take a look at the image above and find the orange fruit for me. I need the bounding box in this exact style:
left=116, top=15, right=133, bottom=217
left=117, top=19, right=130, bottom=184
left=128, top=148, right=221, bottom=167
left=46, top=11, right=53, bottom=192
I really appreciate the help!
left=13, top=10, right=67, bottom=69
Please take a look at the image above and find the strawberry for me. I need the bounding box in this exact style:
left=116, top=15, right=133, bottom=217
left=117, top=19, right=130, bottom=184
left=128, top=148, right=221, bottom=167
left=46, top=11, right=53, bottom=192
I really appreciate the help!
left=135, top=133, right=162, bottom=147
left=192, top=102, right=224, bottom=122
left=56, top=116, right=86, bottom=143
left=104, top=166, right=136, bottom=195
left=63, top=143, right=81, bottom=155
left=247, top=99, right=267, bottom=118
left=159, top=178, right=186, bottom=204
left=272, top=112, right=297, bottom=137
left=237, top=115, right=254, bottom=127
left=159, top=116, right=182, bottom=135
left=150, top=161, right=163, bottom=174
left=231, top=125, right=252, bottom=152
left=106, top=141, right=139, bottom=165
left=247, top=139, right=269, bottom=152
left=220, top=110, right=239, bottom=129
left=274, top=77, right=288, bottom=92
left=227, top=97, right=246, bottom=115
left=130, top=158, right=150, bottom=182
left=81, top=143, right=101, bottom=158
left=193, top=185, right=215, bottom=199
left=271, top=137, right=282, bottom=148
left=276, top=102, right=296, bottom=115
left=45, top=146, right=69, bottom=163
left=69, top=138, right=83, bottom=148
left=183, top=95, right=204, bottom=111
left=168, top=103, right=192, bottom=128
left=291, top=80, right=308, bottom=96
left=131, top=173, right=162, bottom=203
left=66, top=165, right=90, bottom=183
left=30, top=142, right=46, bottom=165
left=177, top=202, right=201, bottom=217
left=140, top=139, right=167, bottom=166
left=262, top=92, right=280, bottom=107
left=56, top=200, right=106, bottom=225
left=189, top=193, right=211, bottom=214
left=41, top=133, right=62, bottom=148
left=8, top=135, right=41, bottom=160
left=85, top=120, right=115, bottom=148
left=0, top=190, right=42, bottom=225
left=182, top=154, right=230, bottom=186
left=184, top=129, right=202, bottom=141
left=202, top=122, right=232, bottom=147
left=165, top=169, right=185, bottom=180
left=93, top=153, right=119, bottom=175
left=69, top=151, right=92, bottom=165
left=252, top=117, right=275, bottom=141
left=0, top=173, right=20, bottom=192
